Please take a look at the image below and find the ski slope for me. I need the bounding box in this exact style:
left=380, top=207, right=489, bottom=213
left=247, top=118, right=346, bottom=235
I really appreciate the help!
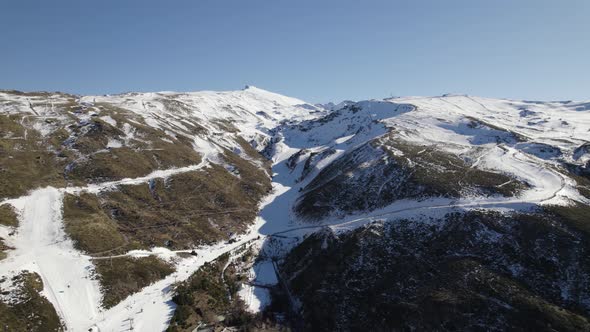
left=0, top=188, right=102, bottom=329
left=1, top=90, right=590, bottom=331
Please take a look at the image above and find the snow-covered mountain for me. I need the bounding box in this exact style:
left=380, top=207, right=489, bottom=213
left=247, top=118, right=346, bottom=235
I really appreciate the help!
left=286, top=96, right=589, bottom=221
left=0, top=87, right=589, bottom=331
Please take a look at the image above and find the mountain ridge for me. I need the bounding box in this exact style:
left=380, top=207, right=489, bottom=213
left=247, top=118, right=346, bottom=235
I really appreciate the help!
left=1, top=87, right=590, bottom=331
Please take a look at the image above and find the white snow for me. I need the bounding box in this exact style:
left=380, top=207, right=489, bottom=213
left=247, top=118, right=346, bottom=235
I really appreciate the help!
left=99, top=115, right=117, bottom=127
left=0, top=156, right=213, bottom=331
left=0, top=188, right=102, bottom=330
left=334, top=134, right=354, bottom=144
left=252, top=261, right=278, bottom=285
left=65, top=157, right=210, bottom=196
left=1, top=88, right=590, bottom=331
left=238, top=283, right=271, bottom=313
left=106, top=138, right=123, bottom=148
left=237, top=260, right=278, bottom=313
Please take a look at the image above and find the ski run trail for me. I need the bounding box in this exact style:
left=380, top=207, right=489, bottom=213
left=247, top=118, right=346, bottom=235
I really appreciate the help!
left=0, top=94, right=589, bottom=331
left=0, top=139, right=575, bottom=331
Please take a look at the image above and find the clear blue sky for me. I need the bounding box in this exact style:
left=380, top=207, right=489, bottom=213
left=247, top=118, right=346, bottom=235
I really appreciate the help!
left=1, top=1, right=589, bottom=102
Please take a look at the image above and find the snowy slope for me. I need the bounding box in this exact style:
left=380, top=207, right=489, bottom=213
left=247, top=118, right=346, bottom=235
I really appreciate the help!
left=285, top=96, right=590, bottom=221
left=1, top=88, right=590, bottom=331
left=80, top=86, right=323, bottom=149
left=386, top=95, right=590, bottom=162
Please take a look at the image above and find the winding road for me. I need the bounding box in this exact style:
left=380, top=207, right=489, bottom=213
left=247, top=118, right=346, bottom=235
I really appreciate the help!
left=0, top=127, right=577, bottom=331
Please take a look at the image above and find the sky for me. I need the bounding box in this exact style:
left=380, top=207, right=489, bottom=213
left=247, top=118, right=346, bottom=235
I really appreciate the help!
left=1, top=0, right=589, bottom=103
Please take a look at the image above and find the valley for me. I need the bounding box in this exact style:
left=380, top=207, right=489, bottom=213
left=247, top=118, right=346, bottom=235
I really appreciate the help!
left=1, top=87, right=589, bottom=331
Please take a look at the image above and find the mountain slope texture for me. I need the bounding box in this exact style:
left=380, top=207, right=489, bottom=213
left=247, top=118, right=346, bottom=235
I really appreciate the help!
left=0, top=87, right=589, bottom=331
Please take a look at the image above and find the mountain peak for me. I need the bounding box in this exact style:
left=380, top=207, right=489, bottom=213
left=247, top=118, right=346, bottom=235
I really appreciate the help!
left=242, top=84, right=267, bottom=93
